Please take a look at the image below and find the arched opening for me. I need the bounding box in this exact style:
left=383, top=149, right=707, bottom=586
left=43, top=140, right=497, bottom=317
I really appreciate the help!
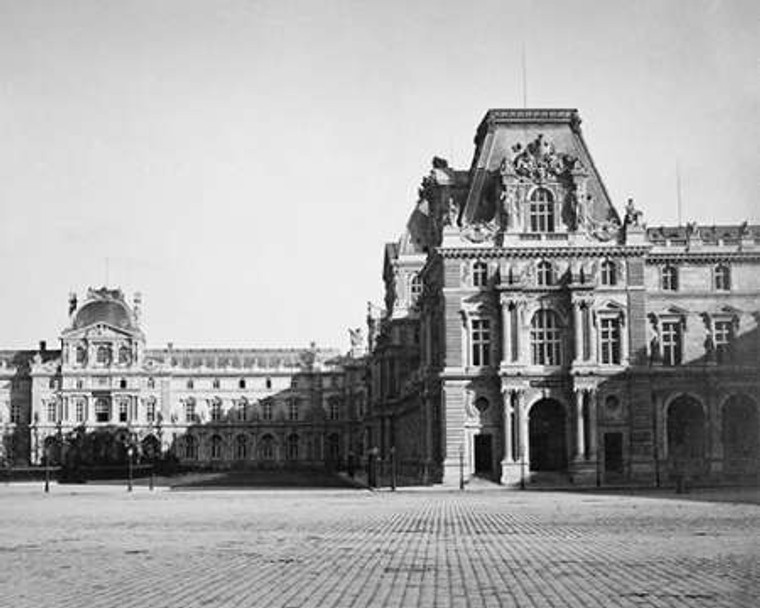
left=667, top=395, right=706, bottom=468
left=722, top=395, right=758, bottom=476
left=259, top=434, right=275, bottom=461
left=528, top=399, right=567, bottom=471
left=141, top=435, right=161, bottom=462
left=327, top=433, right=341, bottom=465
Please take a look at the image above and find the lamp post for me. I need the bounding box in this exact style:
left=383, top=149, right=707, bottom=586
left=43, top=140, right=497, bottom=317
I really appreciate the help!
left=459, top=444, right=465, bottom=491
left=127, top=442, right=134, bottom=492
left=44, top=444, right=50, bottom=493
left=390, top=446, right=396, bottom=492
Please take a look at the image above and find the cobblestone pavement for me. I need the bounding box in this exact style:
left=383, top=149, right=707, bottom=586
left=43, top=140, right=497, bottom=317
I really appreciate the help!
left=0, top=484, right=757, bottom=607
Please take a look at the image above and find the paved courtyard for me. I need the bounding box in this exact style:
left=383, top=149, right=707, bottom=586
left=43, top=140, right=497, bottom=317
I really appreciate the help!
left=0, top=484, right=757, bottom=607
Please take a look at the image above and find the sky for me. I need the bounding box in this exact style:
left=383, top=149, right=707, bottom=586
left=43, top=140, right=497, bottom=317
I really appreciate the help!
left=0, top=0, right=757, bottom=350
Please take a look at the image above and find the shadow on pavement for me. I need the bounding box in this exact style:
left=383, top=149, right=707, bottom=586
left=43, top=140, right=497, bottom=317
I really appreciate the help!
left=169, top=468, right=361, bottom=490
left=552, top=486, right=760, bottom=506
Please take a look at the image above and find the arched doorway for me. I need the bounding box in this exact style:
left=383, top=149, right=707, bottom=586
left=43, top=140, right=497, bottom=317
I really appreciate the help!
left=667, top=395, right=706, bottom=470
left=528, top=399, right=567, bottom=471
left=141, top=435, right=161, bottom=462
left=722, top=395, right=759, bottom=476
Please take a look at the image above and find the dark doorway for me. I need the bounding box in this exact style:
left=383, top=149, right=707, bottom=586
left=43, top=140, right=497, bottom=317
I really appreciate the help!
left=529, top=399, right=567, bottom=471
left=474, top=434, right=493, bottom=476
left=604, top=433, right=624, bottom=474
left=667, top=395, right=706, bottom=471
left=722, top=395, right=759, bottom=476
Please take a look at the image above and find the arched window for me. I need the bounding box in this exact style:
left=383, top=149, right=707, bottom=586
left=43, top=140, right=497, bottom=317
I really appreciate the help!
left=95, top=397, right=110, bottom=423
left=210, top=435, right=223, bottom=460
left=238, top=378, right=246, bottom=389
left=260, top=434, right=275, bottom=460
left=329, top=398, right=341, bottom=421
left=96, top=345, right=111, bottom=365
left=184, top=435, right=197, bottom=460
left=661, top=265, right=678, bottom=291
left=537, top=261, right=553, bottom=287
left=265, top=377, right=272, bottom=389
left=235, top=435, right=248, bottom=460
left=601, top=260, right=617, bottom=286
left=529, top=188, right=555, bottom=233
left=118, top=345, right=131, bottom=365
left=530, top=310, right=563, bottom=365
left=287, top=434, right=299, bottom=460
left=472, top=262, right=488, bottom=287
left=714, top=265, right=731, bottom=291
left=75, top=345, right=87, bottom=364
left=238, top=398, right=248, bottom=421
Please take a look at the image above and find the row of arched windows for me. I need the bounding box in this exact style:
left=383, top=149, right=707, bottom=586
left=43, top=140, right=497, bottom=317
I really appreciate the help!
left=182, top=433, right=301, bottom=461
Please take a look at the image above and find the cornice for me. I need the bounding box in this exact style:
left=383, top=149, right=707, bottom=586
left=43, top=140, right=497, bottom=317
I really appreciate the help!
left=437, top=245, right=650, bottom=259
left=645, top=250, right=760, bottom=264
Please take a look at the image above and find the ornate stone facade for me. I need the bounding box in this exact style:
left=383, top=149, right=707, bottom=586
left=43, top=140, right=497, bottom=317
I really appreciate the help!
left=0, top=288, right=367, bottom=469
left=367, top=108, right=760, bottom=486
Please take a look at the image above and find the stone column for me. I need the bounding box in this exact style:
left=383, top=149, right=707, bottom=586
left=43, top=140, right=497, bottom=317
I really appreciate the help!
left=501, top=300, right=512, bottom=364
left=588, top=391, right=598, bottom=459
left=501, top=389, right=513, bottom=464
left=518, top=392, right=529, bottom=466
left=575, top=389, right=586, bottom=461
left=574, top=302, right=584, bottom=363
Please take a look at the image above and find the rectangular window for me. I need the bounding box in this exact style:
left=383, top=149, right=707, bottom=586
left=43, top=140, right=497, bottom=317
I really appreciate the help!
left=76, top=400, right=86, bottom=423
left=118, top=400, right=128, bottom=423
left=329, top=400, right=340, bottom=421
left=146, top=400, right=156, bottom=423
left=10, top=403, right=20, bottom=423
left=184, top=401, right=196, bottom=423
left=600, top=318, right=621, bottom=364
left=471, top=319, right=491, bottom=366
left=661, top=321, right=682, bottom=366
left=95, top=398, right=110, bottom=423
left=288, top=399, right=299, bottom=421
left=46, top=401, right=57, bottom=423
left=714, top=320, right=733, bottom=362
left=262, top=402, right=273, bottom=421
left=211, top=400, right=222, bottom=422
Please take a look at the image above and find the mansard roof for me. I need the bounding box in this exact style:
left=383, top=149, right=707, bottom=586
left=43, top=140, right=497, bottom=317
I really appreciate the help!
left=463, top=108, right=618, bottom=226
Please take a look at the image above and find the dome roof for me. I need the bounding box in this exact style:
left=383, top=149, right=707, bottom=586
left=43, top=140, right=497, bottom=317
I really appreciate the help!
left=72, top=291, right=136, bottom=331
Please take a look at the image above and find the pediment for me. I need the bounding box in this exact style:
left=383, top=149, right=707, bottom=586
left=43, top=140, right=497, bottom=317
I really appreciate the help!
left=63, top=322, right=141, bottom=341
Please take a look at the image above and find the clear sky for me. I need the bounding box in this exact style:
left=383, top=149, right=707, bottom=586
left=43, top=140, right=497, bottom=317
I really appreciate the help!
left=0, top=0, right=757, bottom=350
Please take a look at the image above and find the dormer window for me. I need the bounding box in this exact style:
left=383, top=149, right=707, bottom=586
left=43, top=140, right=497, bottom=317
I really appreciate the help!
left=472, top=262, right=488, bottom=287
left=537, top=261, right=554, bottom=286
left=661, top=265, right=678, bottom=291
left=75, top=346, right=87, bottom=365
left=529, top=188, right=555, bottom=233
left=714, top=265, right=731, bottom=291
left=118, top=345, right=131, bottom=365
left=601, top=260, right=617, bottom=286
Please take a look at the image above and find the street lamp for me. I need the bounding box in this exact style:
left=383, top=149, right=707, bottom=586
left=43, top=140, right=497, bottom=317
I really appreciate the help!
left=459, top=444, right=465, bottom=491
left=126, top=441, right=134, bottom=492
left=44, top=444, right=50, bottom=493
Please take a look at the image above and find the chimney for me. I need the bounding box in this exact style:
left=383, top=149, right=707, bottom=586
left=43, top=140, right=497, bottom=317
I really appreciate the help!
left=39, top=340, right=46, bottom=353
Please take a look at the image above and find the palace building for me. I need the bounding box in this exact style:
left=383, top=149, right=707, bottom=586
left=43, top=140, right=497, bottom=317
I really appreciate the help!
left=0, top=287, right=367, bottom=469
left=366, top=108, right=760, bottom=486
